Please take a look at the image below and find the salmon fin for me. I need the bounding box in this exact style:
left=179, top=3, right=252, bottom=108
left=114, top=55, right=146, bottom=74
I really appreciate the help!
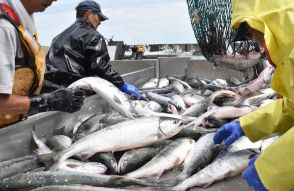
left=100, top=112, right=112, bottom=123
left=201, top=182, right=214, bottom=189
left=80, top=152, right=94, bottom=161
left=37, top=152, right=57, bottom=169
left=37, top=152, right=56, bottom=162
left=100, top=111, right=115, bottom=123
left=31, top=129, right=39, bottom=145
left=154, top=170, right=165, bottom=180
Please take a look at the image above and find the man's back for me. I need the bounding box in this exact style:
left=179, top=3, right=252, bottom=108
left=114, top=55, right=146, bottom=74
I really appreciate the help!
left=45, top=19, right=108, bottom=87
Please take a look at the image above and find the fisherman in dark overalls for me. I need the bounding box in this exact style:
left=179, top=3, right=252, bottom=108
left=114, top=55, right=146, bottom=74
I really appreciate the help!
left=45, top=0, right=141, bottom=100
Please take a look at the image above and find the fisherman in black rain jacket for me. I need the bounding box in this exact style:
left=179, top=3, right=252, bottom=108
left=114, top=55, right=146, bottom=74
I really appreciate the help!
left=45, top=0, right=141, bottom=99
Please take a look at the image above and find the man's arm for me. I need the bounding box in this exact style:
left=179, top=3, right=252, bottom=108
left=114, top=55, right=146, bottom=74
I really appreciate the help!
left=0, top=94, right=30, bottom=114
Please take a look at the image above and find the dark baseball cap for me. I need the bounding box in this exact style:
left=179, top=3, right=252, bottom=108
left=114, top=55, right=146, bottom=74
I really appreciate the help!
left=76, top=0, right=108, bottom=21
left=232, top=22, right=252, bottom=42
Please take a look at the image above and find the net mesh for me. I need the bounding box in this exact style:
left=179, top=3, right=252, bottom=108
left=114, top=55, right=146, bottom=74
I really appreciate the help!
left=186, top=0, right=259, bottom=61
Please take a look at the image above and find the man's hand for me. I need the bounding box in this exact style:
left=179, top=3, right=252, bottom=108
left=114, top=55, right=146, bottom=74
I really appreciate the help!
left=213, top=122, right=245, bottom=145
left=120, top=83, right=141, bottom=100
left=29, top=88, right=85, bottom=113
left=243, top=156, right=268, bottom=191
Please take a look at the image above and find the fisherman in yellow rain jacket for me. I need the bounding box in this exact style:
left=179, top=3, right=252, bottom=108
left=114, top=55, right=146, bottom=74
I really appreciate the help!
left=213, top=0, right=294, bottom=190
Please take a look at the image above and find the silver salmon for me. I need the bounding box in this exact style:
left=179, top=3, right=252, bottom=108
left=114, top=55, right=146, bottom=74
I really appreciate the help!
left=0, top=171, right=151, bottom=190
left=69, top=77, right=134, bottom=119
left=176, top=133, right=219, bottom=182
left=117, top=140, right=172, bottom=174
left=0, top=155, right=41, bottom=179
left=52, top=159, right=107, bottom=174
left=52, top=116, right=183, bottom=169
left=173, top=149, right=253, bottom=190
left=126, top=138, right=195, bottom=179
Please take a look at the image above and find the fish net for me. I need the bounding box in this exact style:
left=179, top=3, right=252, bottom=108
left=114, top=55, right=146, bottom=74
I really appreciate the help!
left=186, top=0, right=259, bottom=61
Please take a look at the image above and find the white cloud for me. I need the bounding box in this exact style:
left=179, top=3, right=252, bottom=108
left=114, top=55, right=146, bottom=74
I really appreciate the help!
left=35, top=0, right=196, bottom=46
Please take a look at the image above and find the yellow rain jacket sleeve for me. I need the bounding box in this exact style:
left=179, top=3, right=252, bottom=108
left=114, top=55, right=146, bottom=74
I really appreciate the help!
left=232, top=0, right=294, bottom=190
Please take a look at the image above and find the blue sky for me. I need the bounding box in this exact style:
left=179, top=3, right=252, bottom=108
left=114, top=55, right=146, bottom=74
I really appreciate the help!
left=34, top=0, right=196, bottom=46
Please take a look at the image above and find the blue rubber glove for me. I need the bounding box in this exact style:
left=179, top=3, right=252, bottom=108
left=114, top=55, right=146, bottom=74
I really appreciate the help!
left=213, top=122, right=245, bottom=146
left=120, top=83, right=141, bottom=100
left=242, top=156, right=267, bottom=191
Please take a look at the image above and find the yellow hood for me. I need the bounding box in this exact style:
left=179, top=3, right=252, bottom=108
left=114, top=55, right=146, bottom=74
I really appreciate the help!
left=231, top=0, right=294, bottom=66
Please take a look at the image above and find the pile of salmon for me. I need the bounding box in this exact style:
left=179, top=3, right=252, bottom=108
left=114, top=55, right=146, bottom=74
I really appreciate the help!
left=0, top=61, right=280, bottom=191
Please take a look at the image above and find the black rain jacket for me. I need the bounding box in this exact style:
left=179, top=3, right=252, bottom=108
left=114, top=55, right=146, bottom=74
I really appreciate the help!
left=45, top=19, right=124, bottom=89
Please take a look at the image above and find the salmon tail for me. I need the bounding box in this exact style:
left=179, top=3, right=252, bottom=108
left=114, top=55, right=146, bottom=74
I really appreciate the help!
left=201, top=182, right=213, bottom=189
left=37, top=152, right=56, bottom=163
left=31, top=128, right=56, bottom=169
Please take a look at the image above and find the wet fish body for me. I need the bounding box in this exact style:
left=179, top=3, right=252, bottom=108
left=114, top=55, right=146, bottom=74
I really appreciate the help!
left=31, top=185, right=131, bottom=191
left=171, top=81, right=185, bottom=94
left=143, top=101, right=162, bottom=112
left=0, top=155, right=41, bottom=179
left=171, top=95, right=187, bottom=111
left=243, top=88, right=276, bottom=106
left=185, top=107, right=221, bottom=131
left=90, top=152, right=118, bottom=174
left=141, top=78, right=159, bottom=89
left=73, top=114, right=107, bottom=135
left=0, top=171, right=150, bottom=190
left=183, top=90, right=237, bottom=117
left=47, top=135, right=72, bottom=151
left=176, top=133, right=219, bottom=182
left=158, top=78, right=170, bottom=88
left=226, top=136, right=262, bottom=153
left=182, top=98, right=209, bottom=117
left=126, top=138, right=195, bottom=179
left=183, top=94, right=205, bottom=107
left=31, top=185, right=155, bottom=191
left=146, top=92, right=179, bottom=107
left=52, top=159, right=107, bottom=174
left=168, top=76, right=192, bottom=90
left=117, top=140, right=172, bottom=174
left=211, top=106, right=257, bottom=121
left=69, top=77, right=134, bottom=119
left=53, top=117, right=182, bottom=168
left=173, top=149, right=253, bottom=190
